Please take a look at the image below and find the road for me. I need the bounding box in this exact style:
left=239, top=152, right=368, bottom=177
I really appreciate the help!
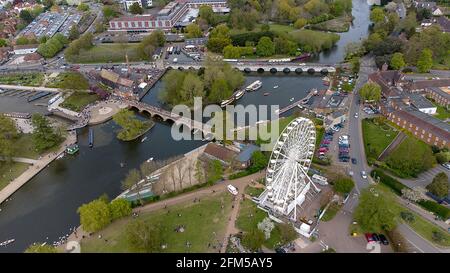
left=348, top=55, right=377, bottom=193
left=397, top=224, right=449, bottom=253
left=397, top=165, right=450, bottom=189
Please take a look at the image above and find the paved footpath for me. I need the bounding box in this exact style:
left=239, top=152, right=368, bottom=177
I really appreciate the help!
left=0, top=132, right=77, bottom=204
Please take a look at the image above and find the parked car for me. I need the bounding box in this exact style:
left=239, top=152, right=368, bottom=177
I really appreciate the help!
left=378, top=234, right=389, bottom=245
left=361, top=171, right=367, bottom=179
left=442, top=162, right=450, bottom=170
left=351, top=158, right=357, bottom=164
left=364, top=233, right=375, bottom=243
left=372, top=233, right=380, bottom=243
left=227, top=185, right=238, bottom=195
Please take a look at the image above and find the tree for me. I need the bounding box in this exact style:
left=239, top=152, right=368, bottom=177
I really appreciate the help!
left=199, top=5, right=215, bottom=25
left=77, top=3, right=89, bottom=11
left=20, top=10, right=34, bottom=24
left=31, top=114, right=62, bottom=152
left=417, top=48, right=433, bottom=73
left=185, top=23, right=202, bottom=38
left=370, top=7, right=385, bottom=24
left=77, top=198, right=111, bottom=232
left=435, top=151, right=450, bottom=164
left=68, top=25, right=80, bottom=41
left=257, top=217, right=275, bottom=240
left=354, top=188, right=397, bottom=232
left=242, top=229, right=265, bottom=251
left=109, top=198, right=132, bottom=220
left=113, top=109, right=151, bottom=141
left=333, top=177, right=355, bottom=195
left=122, top=168, right=144, bottom=204
left=294, top=18, right=307, bottom=29
left=261, top=24, right=270, bottom=32
left=390, top=52, right=406, bottom=70
left=95, top=23, right=105, bottom=33
left=126, top=220, right=161, bottom=252
left=0, top=114, right=18, bottom=159
left=256, top=36, right=275, bottom=57
left=102, top=5, right=118, bottom=22
left=25, top=243, right=58, bottom=253
left=350, top=57, right=360, bottom=74
left=426, top=172, right=449, bottom=198
left=0, top=39, right=7, bottom=47
left=250, top=151, right=268, bottom=171
left=401, top=187, right=423, bottom=202
left=207, top=24, right=231, bottom=53
left=359, top=82, right=381, bottom=102
left=129, top=2, right=143, bottom=15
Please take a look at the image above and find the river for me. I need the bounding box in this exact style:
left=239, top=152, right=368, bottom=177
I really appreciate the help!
left=0, top=0, right=372, bottom=253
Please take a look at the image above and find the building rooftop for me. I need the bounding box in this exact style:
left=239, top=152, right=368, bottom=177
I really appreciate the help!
left=203, top=143, right=236, bottom=164
left=236, top=144, right=260, bottom=163
left=405, top=79, right=450, bottom=91
left=397, top=107, right=450, bottom=140
left=408, top=93, right=435, bottom=109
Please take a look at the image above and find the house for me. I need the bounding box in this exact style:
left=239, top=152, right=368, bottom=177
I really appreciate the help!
left=426, top=87, right=450, bottom=108
left=0, top=46, right=11, bottom=64
left=385, top=107, right=450, bottom=148
left=436, top=16, right=450, bottom=33
left=408, top=93, right=437, bottom=115
left=414, top=1, right=443, bottom=16
left=202, top=143, right=237, bottom=166
left=404, top=79, right=450, bottom=92
left=235, top=144, right=260, bottom=169
left=368, top=70, right=404, bottom=99
left=325, top=110, right=347, bottom=128
left=13, top=44, right=38, bottom=55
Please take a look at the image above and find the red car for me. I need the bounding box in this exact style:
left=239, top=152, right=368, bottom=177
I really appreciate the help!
left=364, top=233, right=375, bottom=243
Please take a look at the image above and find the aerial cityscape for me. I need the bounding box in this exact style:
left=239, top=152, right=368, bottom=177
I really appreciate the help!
left=0, top=0, right=449, bottom=256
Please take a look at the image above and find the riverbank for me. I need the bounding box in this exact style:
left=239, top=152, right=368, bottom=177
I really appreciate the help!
left=0, top=132, right=77, bottom=204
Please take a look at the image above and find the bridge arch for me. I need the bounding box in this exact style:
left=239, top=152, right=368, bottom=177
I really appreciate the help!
left=295, top=68, right=303, bottom=74
left=307, top=68, right=315, bottom=74
left=257, top=68, right=264, bottom=73
left=283, top=68, right=290, bottom=74
left=320, top=68, right=329, bottom=75
left=188, top=66, right=195, bottom=70
left=178, top=67, right=184, bottom=71
left=270, top=68, right=277, bottom=73
left=244, top=68, right=251, bottom=73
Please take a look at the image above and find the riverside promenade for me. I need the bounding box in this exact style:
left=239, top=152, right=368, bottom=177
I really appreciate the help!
left=0, top=132, right=77, bottom=204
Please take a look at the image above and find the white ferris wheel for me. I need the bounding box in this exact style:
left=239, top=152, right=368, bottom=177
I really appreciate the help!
left=259, top=117, right=320, bottom=220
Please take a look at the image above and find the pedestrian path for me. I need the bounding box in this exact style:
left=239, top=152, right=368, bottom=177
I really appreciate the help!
left=0, top=132, right=77, bottom=204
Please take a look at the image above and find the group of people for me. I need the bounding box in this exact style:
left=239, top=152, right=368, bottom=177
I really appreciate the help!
left=51, top=226, right=77, bottom=248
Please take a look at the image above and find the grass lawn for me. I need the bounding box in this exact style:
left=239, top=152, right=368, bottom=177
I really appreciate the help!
left=0, top=162, right=29, bottom=191
left=434, top=104, right=450, bottom=122
left=229, top=23, right=295, bottom=36
left=0, top=73, right=44, bottom=86
left=236, top=198, right=285, bottom=249
left=12, top=134, right=40, bottom=159
left=309, top=15, right=352, bottom=32
left=376, top=184, right=450, bottom=247
left=244, top=185, right=264, bottom=197
left=80, top=193, right=233, bottom=253
left=362, top=118, right=398, bottom=161
left=67, top=44, right=145, bottom=64
left=61, top=92, right=99, bottom=112
left=321, top=202, right=342, bottom=222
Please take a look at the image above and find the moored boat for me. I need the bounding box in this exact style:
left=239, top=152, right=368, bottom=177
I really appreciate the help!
left=233, top=89, right=245, bottom=100
left=66, top=144, right=79, bottom=155
left=0, top=239, right=15, bottom=246
left=220, top=97, right=235, bottom=108
left=245, top=80, right=262, bottom=92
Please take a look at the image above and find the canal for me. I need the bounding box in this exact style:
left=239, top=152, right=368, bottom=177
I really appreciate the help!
left=0, top=0, right=372, bottom=253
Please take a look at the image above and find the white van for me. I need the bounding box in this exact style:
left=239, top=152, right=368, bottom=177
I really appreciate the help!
left=227, top=185, right=238, bottom=195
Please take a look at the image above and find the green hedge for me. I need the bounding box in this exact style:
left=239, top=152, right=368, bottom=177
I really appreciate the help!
left=371, top=168, right=409, bottom=196
left=417, top=200, right=450, bottom=220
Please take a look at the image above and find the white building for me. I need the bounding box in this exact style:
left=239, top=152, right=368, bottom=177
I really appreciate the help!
left=13, top=44, right=38, bottom=55
left=123, top=0, right=152, bottom=10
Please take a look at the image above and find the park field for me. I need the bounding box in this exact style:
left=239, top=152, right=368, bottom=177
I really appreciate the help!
left=0, top=162, right=29, bottom=191
left=80, top=192, right=233, bottom=253
left=67, top=44, right=145, bottom=64
left=362, top=118, right=398, bottom=162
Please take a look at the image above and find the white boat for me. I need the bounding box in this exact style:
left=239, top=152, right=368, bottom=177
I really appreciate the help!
left=273, top=85, right=279, bottom=89
left=141, top=136, right=148, bottom=142
left=56, top=153, right=64, bottom=160
left=146, top=157, right=154, bottom=162
left=0, top=239, right=15, bottom=246
left=290, top=97, right=295, bottom=102
left=220, top=97, right=235, bottom=108
left=245, top=80, right=262, bottom=92
left=233, top=89, right=245, bottom=100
